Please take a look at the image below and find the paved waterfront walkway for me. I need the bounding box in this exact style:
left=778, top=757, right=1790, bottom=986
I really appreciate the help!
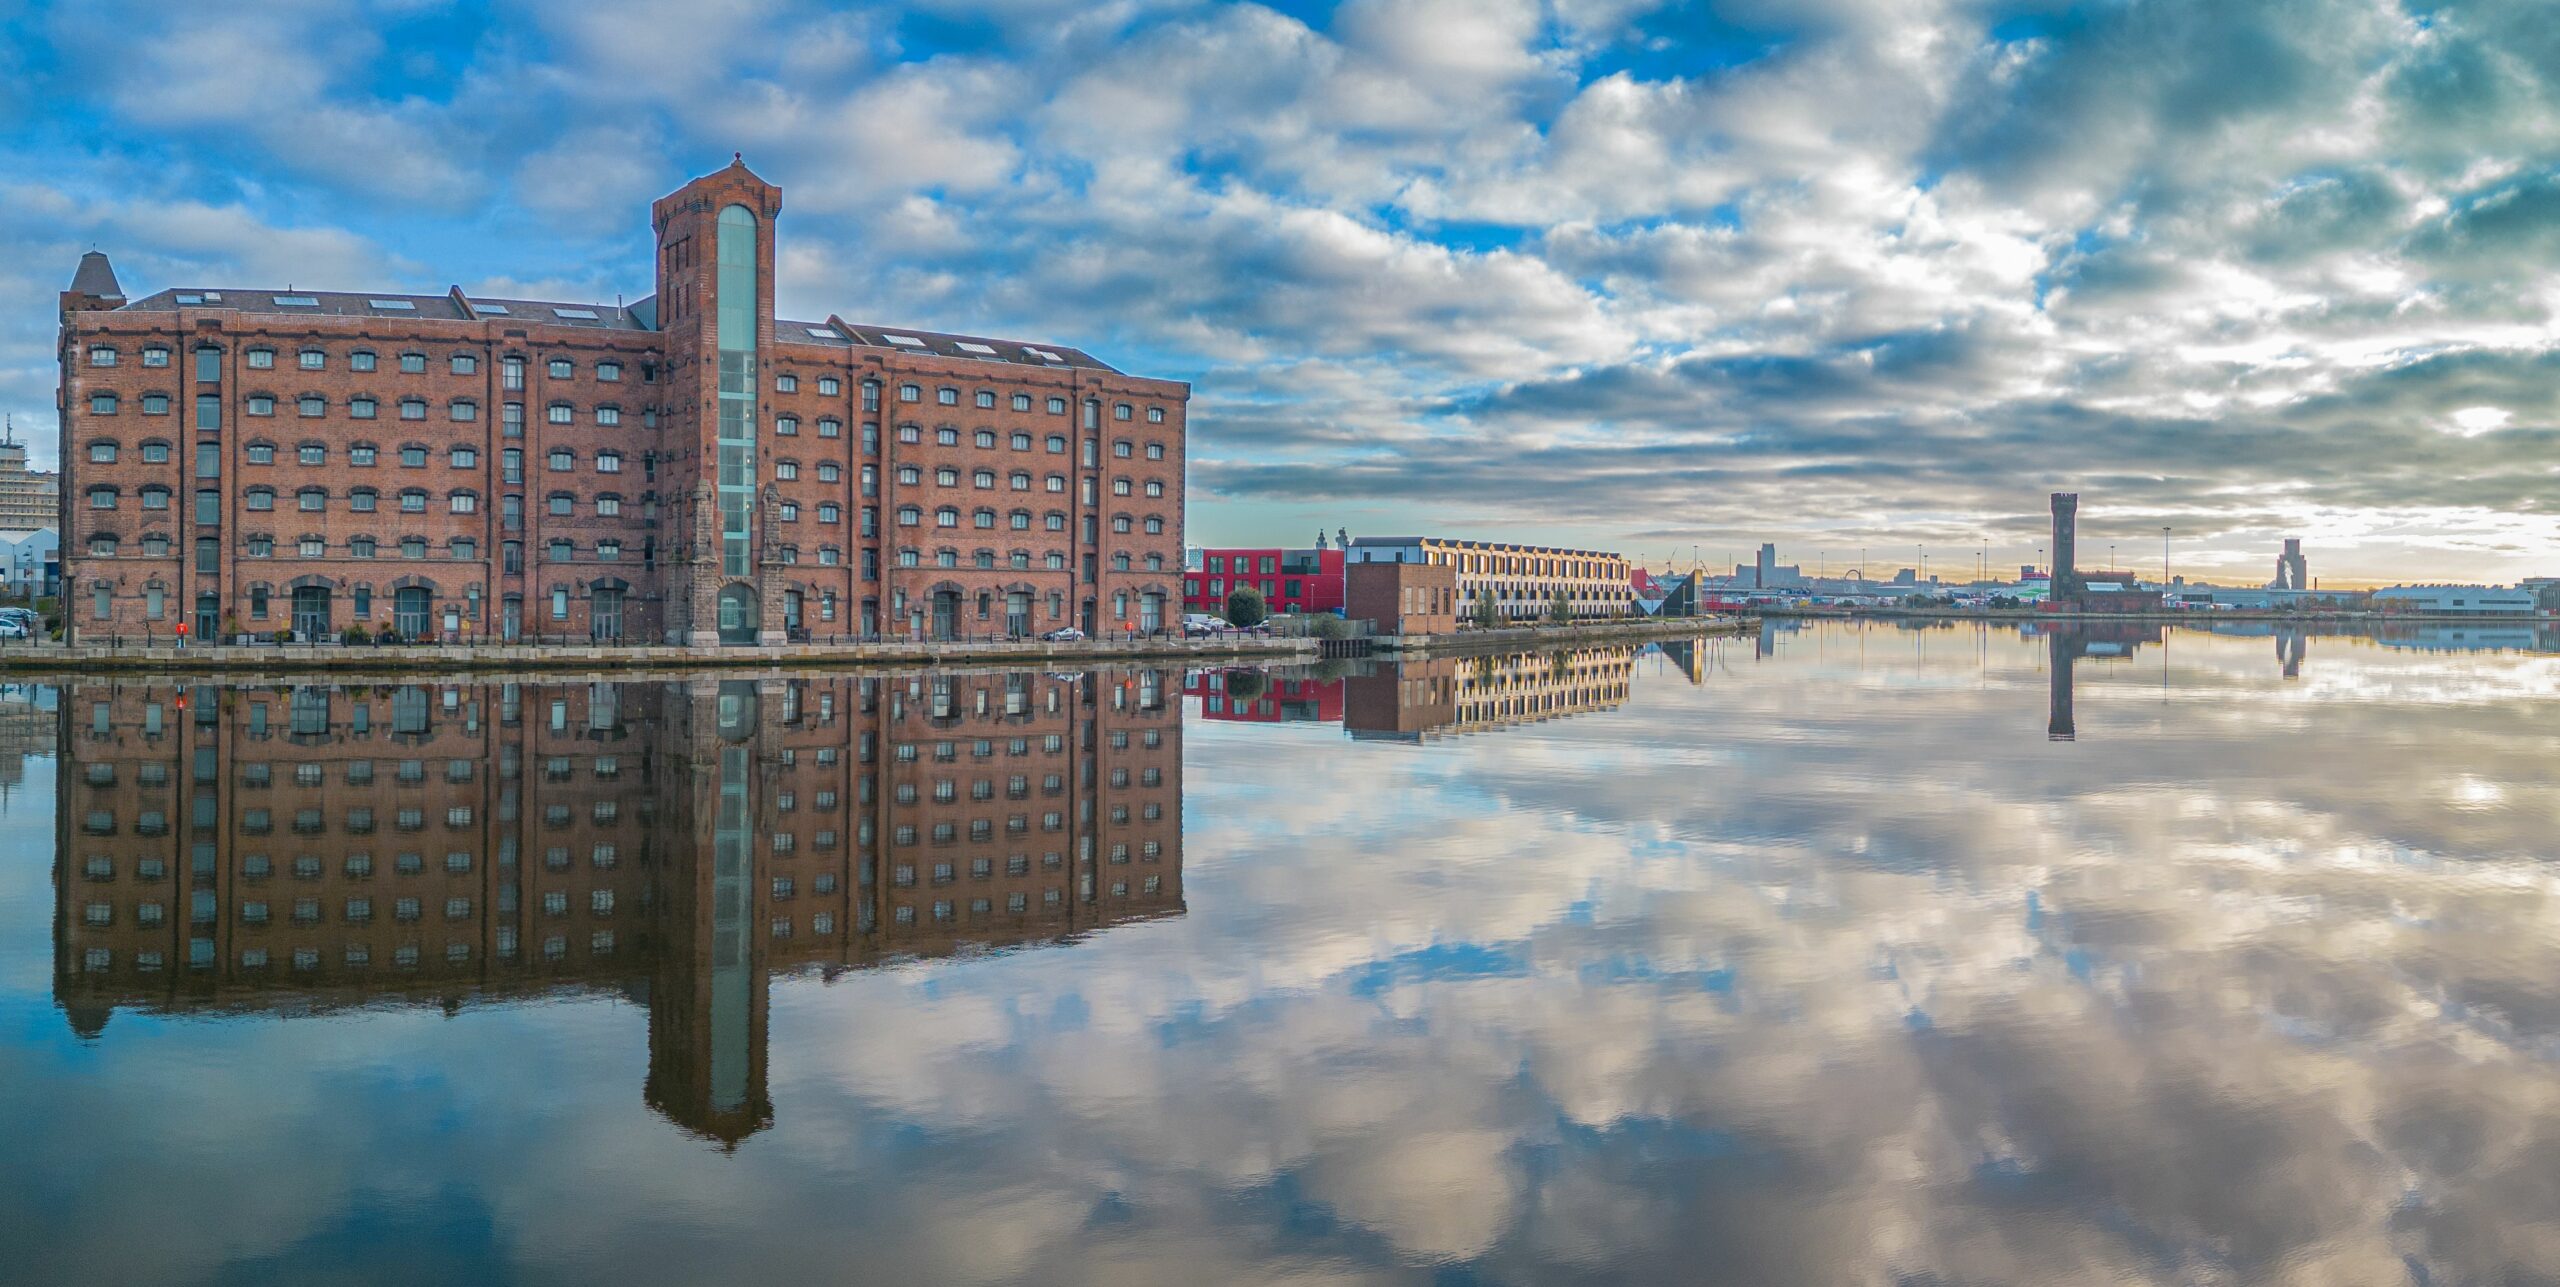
left=1378, top=617, right=1755, bottom=655
left=0, top=634, right=1314, bottom=675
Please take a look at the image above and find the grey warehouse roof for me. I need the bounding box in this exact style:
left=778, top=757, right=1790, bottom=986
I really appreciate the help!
left=105, top=283, right=1120, bottom=370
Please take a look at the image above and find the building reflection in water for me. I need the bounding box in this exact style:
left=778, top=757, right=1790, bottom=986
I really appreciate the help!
left=2032, top=622, right=2163, bottom=742
left=1181, top=668, right=1346, bottom=724
left=52, top=669, right=1183, bottom=1147
left=1343, top=647, right=1637, bottom=743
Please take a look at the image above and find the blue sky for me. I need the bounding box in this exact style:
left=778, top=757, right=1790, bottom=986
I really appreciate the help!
left=4, top=0, right=2559, bottom=583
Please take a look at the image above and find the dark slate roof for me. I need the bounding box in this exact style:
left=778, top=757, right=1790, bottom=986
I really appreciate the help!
left=69, top=252, right=123, bottom=298
left=785, top=318, right=1120, bottom=373
left=103, top=283, right=1117, bottom=368
left=114, top=288, right=652, bottom=331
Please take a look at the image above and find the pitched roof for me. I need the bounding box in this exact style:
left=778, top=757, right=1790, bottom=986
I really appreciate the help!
left=69, top=252, right=123, bottom=299
left=783, top=318, right=1119, bottom=373
left=100, top=284, right=1122, bottom=369
left=113, top=288, right=652, bottom=330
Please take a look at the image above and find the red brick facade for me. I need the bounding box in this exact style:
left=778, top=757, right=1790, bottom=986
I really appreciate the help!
left=54, top=159, right=1188, bottom=644
left=1346, top=559, right=1457, bottom=635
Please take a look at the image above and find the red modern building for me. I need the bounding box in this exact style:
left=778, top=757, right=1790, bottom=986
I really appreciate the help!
left=1183, top=547, right=1344, bottom=617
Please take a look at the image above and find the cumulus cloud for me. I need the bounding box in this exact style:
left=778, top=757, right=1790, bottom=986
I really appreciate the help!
left=4, top=0, right=2560, bottom=576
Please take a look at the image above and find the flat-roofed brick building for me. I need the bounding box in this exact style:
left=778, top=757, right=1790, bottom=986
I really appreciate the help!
left=54, top=158, right=1189, bottom=645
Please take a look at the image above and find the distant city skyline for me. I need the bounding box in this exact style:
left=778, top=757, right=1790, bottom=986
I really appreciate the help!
left=5, top=1, right=2557, bottom=584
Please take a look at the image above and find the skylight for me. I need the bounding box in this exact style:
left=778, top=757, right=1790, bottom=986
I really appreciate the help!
left=174, top=293, right=202, bottom=305
left=955, top=341, right=997, bottom=355
left=806, top=326, right=841, bottom=339
left=471, top=302, right=511, bottom=315
left=368, top=299, right=415, bottom=310
left=273, top=295, right=318, bottom=307
left=553, top=307, right=600, bottom=320
left=884, top=334, right=925, bottom=346
left=1024, top=347, right=1063, bottom=363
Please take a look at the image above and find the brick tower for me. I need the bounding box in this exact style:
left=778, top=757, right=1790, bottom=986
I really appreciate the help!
left=653, top=156, right=785, bottom=644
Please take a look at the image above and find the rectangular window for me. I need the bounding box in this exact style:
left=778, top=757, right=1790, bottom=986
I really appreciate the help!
left=195, top=395, right=221, bottom=431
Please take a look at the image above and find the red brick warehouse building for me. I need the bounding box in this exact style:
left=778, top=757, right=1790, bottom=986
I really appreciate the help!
left=54, top=157, right=1190, bottom=645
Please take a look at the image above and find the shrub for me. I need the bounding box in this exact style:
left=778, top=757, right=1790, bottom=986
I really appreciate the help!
left=1225, top=586, right=1269, bottom=628
left=341, top=624, right=370, bottom=646
left=1223, top=669, right=1268, bottom=702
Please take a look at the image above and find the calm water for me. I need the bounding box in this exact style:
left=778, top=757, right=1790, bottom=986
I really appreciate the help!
left=6, top=620, right=2560, bottom=1285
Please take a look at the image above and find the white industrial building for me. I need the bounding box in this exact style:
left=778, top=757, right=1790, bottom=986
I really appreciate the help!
left=2370, top=585, right=2540, bottom=615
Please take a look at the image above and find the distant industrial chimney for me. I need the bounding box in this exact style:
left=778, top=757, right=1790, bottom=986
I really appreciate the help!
left=2050, top=493, right=2080, bottom=599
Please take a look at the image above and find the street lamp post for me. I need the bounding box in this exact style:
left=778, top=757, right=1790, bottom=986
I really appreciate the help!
left=2162, top=527, right=2172, bottom=585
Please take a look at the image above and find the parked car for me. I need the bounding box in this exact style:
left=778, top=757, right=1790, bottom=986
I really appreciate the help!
left=0, top=619, right=27, bottom=640
left=1182, top=613, right=1229, bottom=637
left=1039, top=626, right=1087, bottom=642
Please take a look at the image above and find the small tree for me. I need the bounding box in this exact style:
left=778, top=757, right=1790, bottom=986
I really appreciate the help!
left=1471, top=591, right=1501, bottom=630
left=1223, top=669, right=1267, bottom=702
left=1225, top=586, right=1268, bottom=629
left=1549, top=591, right=1572, bottom=624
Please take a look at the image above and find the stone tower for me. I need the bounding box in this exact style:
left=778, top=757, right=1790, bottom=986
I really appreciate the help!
left=2049, top=492, right=2081, bottom=600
